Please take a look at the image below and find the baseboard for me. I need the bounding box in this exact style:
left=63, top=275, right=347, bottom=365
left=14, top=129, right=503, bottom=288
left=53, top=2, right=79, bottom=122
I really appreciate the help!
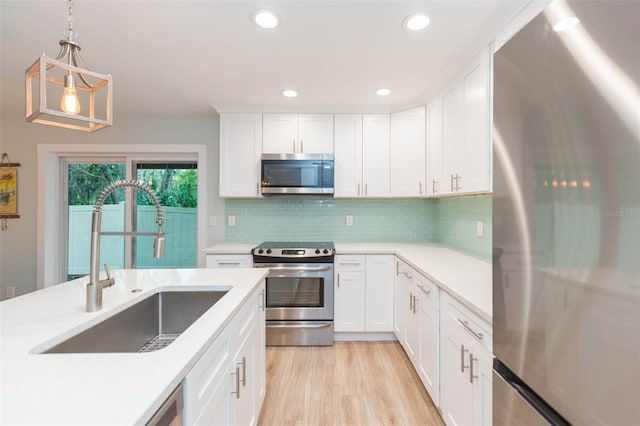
left=333, top=332, right=397, bottom=342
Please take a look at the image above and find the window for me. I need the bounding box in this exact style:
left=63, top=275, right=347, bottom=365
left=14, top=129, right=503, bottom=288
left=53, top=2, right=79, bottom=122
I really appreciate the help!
left=37, top=144, right=206, bottom=288
left=63, top=160, right=199, bottom=281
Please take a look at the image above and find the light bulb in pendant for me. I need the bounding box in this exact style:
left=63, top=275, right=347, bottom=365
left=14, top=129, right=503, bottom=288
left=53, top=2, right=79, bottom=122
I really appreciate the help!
left=61, top=74, right=81, bottom=115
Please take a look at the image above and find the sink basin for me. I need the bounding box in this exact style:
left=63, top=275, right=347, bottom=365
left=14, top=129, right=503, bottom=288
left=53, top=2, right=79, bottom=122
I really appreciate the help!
left=42, top=290, right=228, bottom=354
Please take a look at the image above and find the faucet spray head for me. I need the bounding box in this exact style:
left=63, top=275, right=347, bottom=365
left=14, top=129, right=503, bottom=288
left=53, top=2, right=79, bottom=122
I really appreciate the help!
left=153, top=235, right=165, bottom=259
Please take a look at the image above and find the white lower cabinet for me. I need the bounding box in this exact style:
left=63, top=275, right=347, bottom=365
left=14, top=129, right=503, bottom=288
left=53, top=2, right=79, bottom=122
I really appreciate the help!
left=440, top=291, right=492, bottom=426
left=206, top=254, right=253, bottom=268
left=396, top=259, right=440, bottom=405
left=334, top=255, right=394, bottom=333
left=184, top=283, right=266, bottom=426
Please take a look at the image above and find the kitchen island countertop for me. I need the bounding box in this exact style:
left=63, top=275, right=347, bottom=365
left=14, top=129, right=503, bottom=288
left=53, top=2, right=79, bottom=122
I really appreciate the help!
left=0, top=267, right=268, bottom=425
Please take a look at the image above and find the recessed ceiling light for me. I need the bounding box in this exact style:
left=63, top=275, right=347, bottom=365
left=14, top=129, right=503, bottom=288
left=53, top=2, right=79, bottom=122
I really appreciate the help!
left=552, top=16, right=579, bottom=32
left=281, top=89, right=298, bottom=98
left=403, top=13, right=430, bottom=31
left=375, top=88, right=391, bottom=96
left=253, top=10, right=278, bottom=29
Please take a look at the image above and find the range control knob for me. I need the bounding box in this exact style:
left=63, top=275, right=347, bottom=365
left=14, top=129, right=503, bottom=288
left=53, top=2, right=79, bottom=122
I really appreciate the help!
left=323, top=248, right=329, bottom=254
left=258, top=249, right=264, bottom=254
left=266, top=248, right=272, bottom=254
left=315, top=249, right=321, bottom=254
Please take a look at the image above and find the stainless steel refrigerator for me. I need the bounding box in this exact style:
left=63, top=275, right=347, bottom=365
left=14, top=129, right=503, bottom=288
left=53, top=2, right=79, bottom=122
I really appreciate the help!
left=492, top=1, right=640, bottom=424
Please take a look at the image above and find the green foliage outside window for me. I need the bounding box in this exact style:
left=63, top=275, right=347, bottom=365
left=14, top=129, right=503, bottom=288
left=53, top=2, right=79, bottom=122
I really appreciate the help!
left=68, top=164, right=197, bottom=208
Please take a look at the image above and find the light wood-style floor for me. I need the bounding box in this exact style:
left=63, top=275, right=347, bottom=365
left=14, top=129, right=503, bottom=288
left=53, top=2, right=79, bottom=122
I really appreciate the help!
left=258, top=341, right=445, bottom=426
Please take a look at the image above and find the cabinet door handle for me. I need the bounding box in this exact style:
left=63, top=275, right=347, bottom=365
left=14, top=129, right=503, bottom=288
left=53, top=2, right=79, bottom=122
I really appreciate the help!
left=419, top=181, right=423, bottom=195
left=409, top=293, right=414, bottom=312
left=260, top=288, right=265, bottom=311
left=257, top=183, right=260, bottom=196
left=396, top=261, right=401, bottom=275
left=292, top=139, right=296, bottom=153
left=240, top=357, right=247, bottom=387
left=357, top=183, right=361, bottom=196
left=450, top=174, right=455, bottom=191
left=457, top=318, right=484, bottom=340
left=231, top=365, right=241, bottom=399
left=469, top=353, right=478, bottom=383
left=300, top=139, right=303, bottom=152
left=432, top=179, right=437, bottom=194
left=455, top=174, right=462, bottom=191
left=365, top=183, right=368, bottom=196
left=413, top=295, right=418, bottom=314
left=461, top=344, right=469, bottom=373
left=337, top=273, right=340, bottom=287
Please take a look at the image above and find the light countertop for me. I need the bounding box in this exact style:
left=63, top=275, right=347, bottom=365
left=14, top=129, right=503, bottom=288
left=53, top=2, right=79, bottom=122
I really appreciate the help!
left=204, top=242, right=492, bottom=323
left=0, top=268, right=268, bottom=425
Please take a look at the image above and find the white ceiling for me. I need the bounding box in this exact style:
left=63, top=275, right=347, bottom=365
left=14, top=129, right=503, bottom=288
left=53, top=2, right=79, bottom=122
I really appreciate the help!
left=0, top=1, right=530, bottom=116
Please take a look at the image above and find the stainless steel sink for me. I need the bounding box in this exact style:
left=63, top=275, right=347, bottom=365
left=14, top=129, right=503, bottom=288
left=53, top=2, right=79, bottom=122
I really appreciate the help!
left=42, top=290, right=228, bottom=354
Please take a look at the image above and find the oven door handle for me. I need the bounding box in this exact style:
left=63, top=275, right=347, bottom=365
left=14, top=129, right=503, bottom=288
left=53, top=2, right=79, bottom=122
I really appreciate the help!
left=266, top=322, right=332, bottom=329
left=255, top=266, right=332, bottom=272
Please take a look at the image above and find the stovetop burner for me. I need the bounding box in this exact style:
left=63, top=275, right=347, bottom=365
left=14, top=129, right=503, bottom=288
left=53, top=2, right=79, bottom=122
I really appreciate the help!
left=252, top=241, right=335, bottom=260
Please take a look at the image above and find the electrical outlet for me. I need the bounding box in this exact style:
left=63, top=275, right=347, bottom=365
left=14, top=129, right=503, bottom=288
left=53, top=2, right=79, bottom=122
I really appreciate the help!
left=476, top=221, right=484, bottom=237
left=209, top=215, right=217, bottom=227
left=5, top=286, right=15, bottom=299
left=228, top=215, right=236, bottom=227
left=346, top=215, right=354, bottom=226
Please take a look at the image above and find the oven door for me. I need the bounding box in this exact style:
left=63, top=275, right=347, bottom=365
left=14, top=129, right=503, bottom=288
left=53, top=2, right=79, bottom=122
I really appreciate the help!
left=254, top=263, right=334, bottom=321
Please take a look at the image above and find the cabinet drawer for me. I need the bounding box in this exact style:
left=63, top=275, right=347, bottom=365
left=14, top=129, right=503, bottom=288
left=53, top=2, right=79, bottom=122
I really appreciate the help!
left=235, top=290, right=259, bottom=348
left=415, top=274, right=439, bottom=309
left=206, top=254, right=253, bottom=268
left=335, top=255, right=366, bottom=271
left=184, top=328, right=232, bottom=423
left=444, top=292, right=492, bottom=356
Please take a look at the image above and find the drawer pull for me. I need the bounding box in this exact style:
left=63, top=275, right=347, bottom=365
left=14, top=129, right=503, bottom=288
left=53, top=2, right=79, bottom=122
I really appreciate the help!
left=338, top=262, right=362, bottom=266
left=457, top=318, right=484, bottom=340
left=217, top=262, right=241, bottom=265
left=418, top=284, right=431, bottom=295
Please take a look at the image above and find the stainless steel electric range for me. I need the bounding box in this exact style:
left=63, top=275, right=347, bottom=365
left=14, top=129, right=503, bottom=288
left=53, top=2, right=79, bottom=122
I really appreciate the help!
left=252, top=241, right=335, bottom=346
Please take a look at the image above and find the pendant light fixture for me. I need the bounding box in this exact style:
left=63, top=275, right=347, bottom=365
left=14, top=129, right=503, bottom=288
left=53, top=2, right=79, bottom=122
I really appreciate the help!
left=25, top=0, right=112, bottom=132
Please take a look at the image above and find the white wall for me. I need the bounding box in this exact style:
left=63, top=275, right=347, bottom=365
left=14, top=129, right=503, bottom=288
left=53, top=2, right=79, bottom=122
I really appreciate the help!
left=0, top=113, right=224, bottom=299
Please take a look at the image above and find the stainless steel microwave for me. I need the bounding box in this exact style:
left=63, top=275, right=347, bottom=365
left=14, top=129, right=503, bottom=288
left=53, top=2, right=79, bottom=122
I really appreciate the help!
left=261, top=154, right=334, bottom=195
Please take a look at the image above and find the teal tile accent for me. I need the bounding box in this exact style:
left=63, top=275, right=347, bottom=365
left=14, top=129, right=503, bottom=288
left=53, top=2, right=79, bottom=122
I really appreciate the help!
left=224, top=198, right=435, bottom=243
left=432, top=196, right=492, bottom=259
left=224, top=195, right=492, bottom=260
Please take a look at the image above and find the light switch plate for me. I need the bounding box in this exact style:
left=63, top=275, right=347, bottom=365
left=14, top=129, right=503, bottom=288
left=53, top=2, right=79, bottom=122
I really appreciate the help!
left=476, top=221, right=484, bottom=237
left=228, top=215, right=236, bottom=227
left=346, top=215, right=354, bottom=226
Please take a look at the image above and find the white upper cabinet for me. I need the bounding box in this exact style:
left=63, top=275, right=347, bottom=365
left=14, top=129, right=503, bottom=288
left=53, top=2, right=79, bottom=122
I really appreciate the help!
left=362, top=114, right=390, bottom=197
left=262, top=114, right=297, bottom=154
left=390, top=106, right=426, bottom=197
left=439, top=46, right=491, bottom=195
left=219, top=113, right=262, bottom=198
left=263, top=113, right=333, bottom=154
left=334, top=114, right=389, bottom=198
left=334, top=114, right=363, bottom=197
left=426, top=99, right=442, bottom=196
